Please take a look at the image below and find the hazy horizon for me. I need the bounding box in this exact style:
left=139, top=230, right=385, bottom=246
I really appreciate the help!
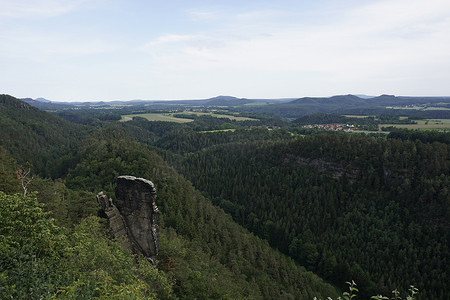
left=20, top=93, right=450, bottom=104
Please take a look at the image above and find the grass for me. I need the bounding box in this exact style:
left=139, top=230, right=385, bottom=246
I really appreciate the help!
left=382, top=119, right=450, bottom=130
left=243, top=102, right=271, bottom=106
left=120, top=111, right=258, bottom=123
left=343, top=115, right=372, bottom=118
left=386, top=106, right=450, bottom=111
left=198, top=129, right=237, bottom=133
left=423, top=107, right=450, bottom=111
left=178, top=111, right=258, bottom=121
left=120, top=113, right=193, bottom=123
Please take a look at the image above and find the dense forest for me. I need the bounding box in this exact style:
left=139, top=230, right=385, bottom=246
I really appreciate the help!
left=165, top=131, right=449, bottom=299
left=1, top=94, right=339, bottom=299
left=1, top=94, right=449, bottom=299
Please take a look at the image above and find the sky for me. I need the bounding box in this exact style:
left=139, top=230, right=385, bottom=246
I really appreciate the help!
left=1, top=0, right=450, bottom=102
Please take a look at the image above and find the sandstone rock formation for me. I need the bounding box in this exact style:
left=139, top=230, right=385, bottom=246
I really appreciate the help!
left=96, top=191, right=132, bottom=249
left=97, top=175, right=159, bottom=263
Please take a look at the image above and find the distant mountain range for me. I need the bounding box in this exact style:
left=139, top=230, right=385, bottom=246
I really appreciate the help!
left=21, top=97, right=51, bottom=103
left=18, top=94, right=450, bottom=119
left=21, top=95, right=295, bottom=106
left=20, top=97, right=74, bottom=110
left=239, top=94, right=450, bottom=118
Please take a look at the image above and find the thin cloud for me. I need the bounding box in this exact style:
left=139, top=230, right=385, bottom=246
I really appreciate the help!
left=346, top=0, right=450, bottom=39
left=0, top=0, right=87, bottom=18
left=139, top=0, right=450, bottom=95
left=2, top=0, right=449, bottom=101
left=141, top=34, right=196, bottom=48
left=235, top=9, right=288, bottom=21
left=187, top=9, right=220, bottom=21
left=44, top=42, right=118, bottom=56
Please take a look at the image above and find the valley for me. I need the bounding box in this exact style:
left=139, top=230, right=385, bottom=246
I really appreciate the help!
left=1, top=93, right=449, bottom=299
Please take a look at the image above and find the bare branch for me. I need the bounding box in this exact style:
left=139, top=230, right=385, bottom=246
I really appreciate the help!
left=15, top=167, right=33, bottom=196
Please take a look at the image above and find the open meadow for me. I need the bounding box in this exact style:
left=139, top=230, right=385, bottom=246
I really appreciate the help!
left=120, top=111, right=257, bottom=123
left=383, top=119, right=450, bottom=130
left=120, top=113, right=193, bottom=123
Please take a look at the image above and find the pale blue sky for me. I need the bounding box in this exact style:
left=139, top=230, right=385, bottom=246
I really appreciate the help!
left=1, top=0, right=449, bottom=101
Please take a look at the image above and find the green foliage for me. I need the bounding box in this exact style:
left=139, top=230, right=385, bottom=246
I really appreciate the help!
left=155, top=127, right=293, bottom=155
left=315, top=281, right=419, bottom=300
left=0, top=94, right=86, bottom=176
left=342, top=281, right=358, bottom=300
left=172, top=132, right=449, bottom=299
left=0, top=192, right=69, bottom=298
left=4, top=97, right=448, bottom=299
left=0, top=192, right=174, bottom=299
left=53, top=217, right=174, bottom=300
left=158, top=228, right=245, bottom=299
left=56, top=110, right=122, bottom=125
left=0, top=147, right=21, bottom=194
left=0, top=192, right=65, bottom=257
left=59, top=127, right=340, bottom=299
left=388, top=128, right=450, bottom=144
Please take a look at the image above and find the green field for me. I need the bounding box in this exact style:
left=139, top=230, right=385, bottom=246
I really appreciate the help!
left=120, top=113, right=193, bottom=123
left=198, top=129, right=236, bottom=133
left=386, top=106, right=450, bottom=111
left=243, top=102, right=271, bottom=106
left=180, top=111, right=258, bottom=121
left=343, top=115, right=371, bottom=118
left=382, top=119, right=450, bottom=130
left=120, top=111, right=258, bottom=123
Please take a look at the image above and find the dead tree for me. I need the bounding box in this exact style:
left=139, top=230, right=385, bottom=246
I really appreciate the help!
left=15, top=167, right=33, bottom=196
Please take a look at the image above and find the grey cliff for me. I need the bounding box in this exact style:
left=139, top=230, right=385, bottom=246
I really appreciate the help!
left=97, top=175, right=159, bottom=263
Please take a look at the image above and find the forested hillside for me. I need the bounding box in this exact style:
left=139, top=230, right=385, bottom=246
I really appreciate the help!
left=239, top=94, right=450, bottom=119
left=162, top=130, right=449, bottom=299
left=0, top=95, right=340, bottom=299
left=0, top=94, right=85, bottom=177
left=1, top=94, right=449, bottom=299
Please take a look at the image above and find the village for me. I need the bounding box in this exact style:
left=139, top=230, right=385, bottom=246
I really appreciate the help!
left=302, top=123, right=358, bottom=131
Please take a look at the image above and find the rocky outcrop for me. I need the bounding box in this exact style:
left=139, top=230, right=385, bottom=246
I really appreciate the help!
left=115, top=176, right=159, bottom=261
left=96, top=192, right=132, bottom=250
left=97, top=176, right=159, bottom=263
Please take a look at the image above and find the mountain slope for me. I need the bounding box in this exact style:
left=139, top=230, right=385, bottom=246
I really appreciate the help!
left=62, top=127, right=340, bottom=299
left=206, top=96, right=255, bottom=106
left=0, top=98, right=340, bottom=299
left=239, top=94, right=450, bottom=118
left=169, top=131, right=450, bottom=299
left=0, top=94, right=85, bottom=176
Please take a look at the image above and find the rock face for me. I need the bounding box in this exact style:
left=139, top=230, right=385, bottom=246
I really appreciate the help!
left=97, top=176, right=159, bottom=263
left=96, top=192, right=132, bottom=250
